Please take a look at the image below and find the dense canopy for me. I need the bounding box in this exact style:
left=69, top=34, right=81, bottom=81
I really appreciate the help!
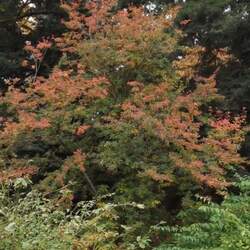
left=0, top=1, right=249, bottom=249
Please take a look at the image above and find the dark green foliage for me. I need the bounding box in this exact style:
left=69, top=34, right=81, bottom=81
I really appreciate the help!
left=178, top=0, right=250, bottom=157
left=177, top=0, right=250, bottom=59
left=177, top=0, right=250, bottom=98
left=0, top=0, right=64, bottom=90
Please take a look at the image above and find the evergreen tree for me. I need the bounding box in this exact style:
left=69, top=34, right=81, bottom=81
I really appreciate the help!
left=0, top=0, right=64, bottom=91
left=178, top=0, right=250, bottom=157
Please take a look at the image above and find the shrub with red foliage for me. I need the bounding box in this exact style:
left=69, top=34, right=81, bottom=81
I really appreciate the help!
left=0, top=0, right=247, bottom=200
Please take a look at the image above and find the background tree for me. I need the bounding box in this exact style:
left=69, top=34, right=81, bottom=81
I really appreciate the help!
left=177, top=0, right=250, bottom=158
left=0, top=0, right=64, bottom=91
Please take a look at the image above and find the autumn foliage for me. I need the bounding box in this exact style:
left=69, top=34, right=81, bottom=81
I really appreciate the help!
left=0, top=0, right=247, bottom=236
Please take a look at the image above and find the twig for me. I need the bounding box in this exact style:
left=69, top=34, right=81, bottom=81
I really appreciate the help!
left=83, top=172, right=97, bottom=194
